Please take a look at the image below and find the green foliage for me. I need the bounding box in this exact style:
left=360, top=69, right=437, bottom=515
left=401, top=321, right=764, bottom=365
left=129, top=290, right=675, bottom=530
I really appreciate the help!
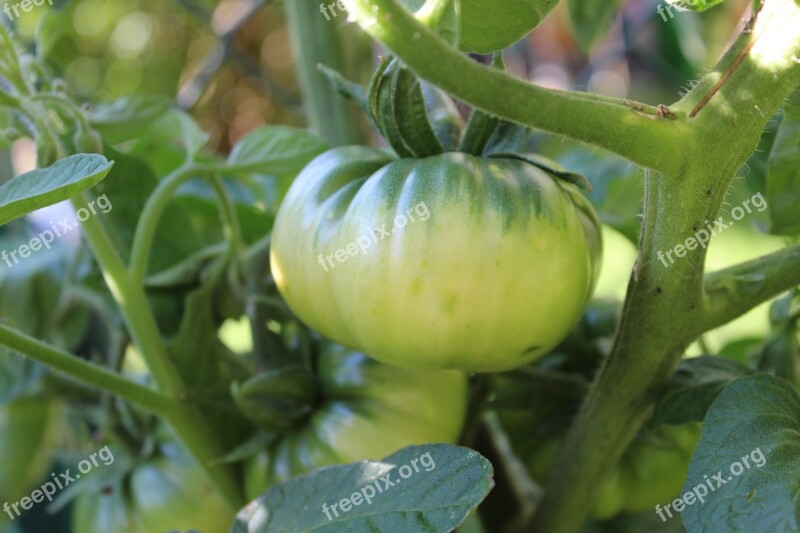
left=234, top=444, right=494, bottom=533
left=767, top=91, right=800, bottom=235
left=681, top=374, right=800, bottom=532
left=457, top=0, right=559, bottom=53
left=0, top=154, right=112, bottom=226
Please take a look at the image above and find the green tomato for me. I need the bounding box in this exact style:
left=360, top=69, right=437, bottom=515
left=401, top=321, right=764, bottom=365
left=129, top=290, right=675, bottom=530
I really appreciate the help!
left=244, top=341, right=468, bottom=499
left=0, top=396, right=62, bottom=505
left=270, top=147, right=602, bottom=372
left=527, top=423, right=701, bottom=519
left=72, top=453, right=234, bottom=533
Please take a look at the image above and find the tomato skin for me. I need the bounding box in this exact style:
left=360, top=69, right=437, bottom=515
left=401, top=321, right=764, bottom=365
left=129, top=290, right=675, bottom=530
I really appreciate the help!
left=72, top=454, right=234, bottom=533
left=270, top=147, right=602, bottom=372
left=0, top=396, right=62, bottom=505
left=244, top=342, right=468, bottom=500
left=527, top=423, right=702, bottom=519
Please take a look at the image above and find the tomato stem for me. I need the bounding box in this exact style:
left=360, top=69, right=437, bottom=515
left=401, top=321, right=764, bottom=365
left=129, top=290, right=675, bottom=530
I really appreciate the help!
left=342, top=0, right=694, bottom=175
left=0, top=324, right=174, bottom=417
left=284, top=0, right=367, bottom=146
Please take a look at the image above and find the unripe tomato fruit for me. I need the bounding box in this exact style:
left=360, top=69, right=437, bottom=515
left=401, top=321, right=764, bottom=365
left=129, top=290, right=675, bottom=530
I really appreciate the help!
left=244, top=341, right=468, bottom=499
left=270, top=147, right=602, bottom=372
left=528, top=423, right=702, bottom=519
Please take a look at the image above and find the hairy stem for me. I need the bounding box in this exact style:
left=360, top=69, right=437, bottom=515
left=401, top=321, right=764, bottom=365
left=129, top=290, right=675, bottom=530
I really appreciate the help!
left=75, top=193, right=244, bottom=510
left=128, top=164, right=201, bottom=284
left=703, top=244, right=800, bottom=331
left=76, top=195, right=184, bottom=395
left=284, top=0, right=366, bottom=146
left=341, top=0, right=693, bottom=174
left=527, top=164, right=734, bottom=531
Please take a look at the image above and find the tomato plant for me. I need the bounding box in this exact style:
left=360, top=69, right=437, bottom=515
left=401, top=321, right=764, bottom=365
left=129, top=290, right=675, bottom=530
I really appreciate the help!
left=1, top=0, right=800, bottom=532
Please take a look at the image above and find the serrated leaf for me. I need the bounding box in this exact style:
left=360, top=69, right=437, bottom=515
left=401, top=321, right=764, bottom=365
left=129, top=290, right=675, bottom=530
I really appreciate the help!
left=0, top=154, right=113, bottom=226
left=649, top=356, right=754, bottom=427
left=233, top=444, right=494, bottom=533
left=227, top=126, right=327, bottom=177
left=767, top=91, right=800, bottom=235
left=567, top=0, right=623, bottom=51
left=680, top=374, right=800, bottom=532
left=458, top=0, right=559, bottom=54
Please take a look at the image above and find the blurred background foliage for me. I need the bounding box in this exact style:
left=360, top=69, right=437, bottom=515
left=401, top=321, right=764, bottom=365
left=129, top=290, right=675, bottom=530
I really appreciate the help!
left=6, top=0, right=750, bottom=152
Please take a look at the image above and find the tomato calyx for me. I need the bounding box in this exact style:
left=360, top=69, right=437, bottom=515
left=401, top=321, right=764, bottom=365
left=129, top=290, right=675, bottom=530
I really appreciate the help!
left=320, top=57, right=592, bottom=192
left=231, top=364, right=320, bottom=433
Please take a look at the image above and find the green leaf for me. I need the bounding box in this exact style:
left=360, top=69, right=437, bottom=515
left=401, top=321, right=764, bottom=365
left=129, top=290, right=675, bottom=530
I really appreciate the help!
left=233, top=444, right=494, bottom=533
left=0, top=154, right=113, bottom=226
left=566, top=0, right=623, bottom=51
left=758, top=328, right=799, bottom=387
left=227, top=126, right=328, bottom=177
left=458, top=0, right=559, bottom=54
left=681, top=374, right=800, bottom=531
left=168, top=255, right=251, bottom=449
left=88, top=95, right=171, bottom=143
left=649, top=356, right=754, bottom=428
left=767, top=91, right=800, bottom=235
